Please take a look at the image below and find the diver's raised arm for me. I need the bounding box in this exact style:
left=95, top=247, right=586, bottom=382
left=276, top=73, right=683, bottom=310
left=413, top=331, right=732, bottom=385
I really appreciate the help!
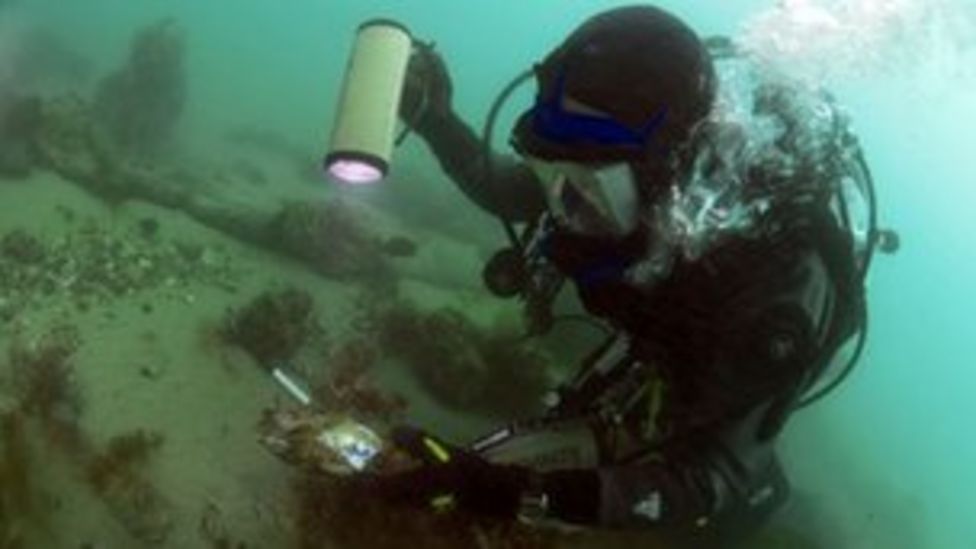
left=401, top=44, right=547, bottom=222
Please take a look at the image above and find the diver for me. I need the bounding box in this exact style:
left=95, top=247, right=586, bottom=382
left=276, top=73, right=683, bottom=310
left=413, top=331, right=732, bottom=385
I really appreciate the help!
left=353, top=5, right=883, bottom=547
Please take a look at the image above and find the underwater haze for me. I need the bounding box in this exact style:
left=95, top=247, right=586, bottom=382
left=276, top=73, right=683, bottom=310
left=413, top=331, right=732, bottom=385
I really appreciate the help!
left=1, top=1, right=975, bottom=548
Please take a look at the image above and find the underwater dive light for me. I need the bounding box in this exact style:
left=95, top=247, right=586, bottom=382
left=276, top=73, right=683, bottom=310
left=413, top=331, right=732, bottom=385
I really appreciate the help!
left=324, top=19, right=413, bottom=185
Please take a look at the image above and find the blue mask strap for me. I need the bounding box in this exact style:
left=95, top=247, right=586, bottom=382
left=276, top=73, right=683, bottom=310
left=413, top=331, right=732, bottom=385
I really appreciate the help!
left=533, top=66, right=669, bottom=152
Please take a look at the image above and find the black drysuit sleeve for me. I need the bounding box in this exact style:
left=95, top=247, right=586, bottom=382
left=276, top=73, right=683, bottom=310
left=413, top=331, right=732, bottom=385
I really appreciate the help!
left=541, top=250, right=838, bottom=544
left=413, top=110, right=547, bottom=222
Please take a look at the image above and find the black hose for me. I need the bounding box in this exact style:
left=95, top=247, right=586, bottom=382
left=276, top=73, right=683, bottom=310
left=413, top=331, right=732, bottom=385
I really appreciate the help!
left=482, top=69, right=535, bottom=250
left=795, top=135, right=880, bottom=409
left=855, top=145, right=880, bottom=281
left=796, top=307, right=868, bottom=408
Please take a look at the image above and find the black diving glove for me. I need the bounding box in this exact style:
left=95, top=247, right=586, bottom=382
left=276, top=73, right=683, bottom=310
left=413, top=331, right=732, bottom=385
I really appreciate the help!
left=367, top=426, right=532, bottom=518
left=399, top=43, right=454, bottom=134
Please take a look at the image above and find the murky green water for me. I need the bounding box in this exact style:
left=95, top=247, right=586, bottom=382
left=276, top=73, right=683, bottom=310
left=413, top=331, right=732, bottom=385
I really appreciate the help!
left=1, top=1, right=974, bottom=548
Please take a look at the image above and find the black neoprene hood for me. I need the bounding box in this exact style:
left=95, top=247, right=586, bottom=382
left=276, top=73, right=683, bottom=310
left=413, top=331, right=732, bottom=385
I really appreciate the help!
left=512, top=5, right=717, bottom=164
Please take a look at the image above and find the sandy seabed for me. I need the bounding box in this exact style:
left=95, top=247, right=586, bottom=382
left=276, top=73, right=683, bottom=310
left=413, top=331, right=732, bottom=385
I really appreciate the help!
left=0, top=170, right=825, bottom=549
left=0, top=166, right=508, bottom=548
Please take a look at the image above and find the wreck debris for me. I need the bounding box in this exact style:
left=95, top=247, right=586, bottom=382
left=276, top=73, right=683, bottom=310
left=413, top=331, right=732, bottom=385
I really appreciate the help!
left=93, top=18, right=186, bottom=155
left=10, top=85, right=401, bottom=289
left=84, top=429, right=174, bottom=544
left=32, top=93, right=120, bottom=195
left=267, top=199, right=397, bottom=287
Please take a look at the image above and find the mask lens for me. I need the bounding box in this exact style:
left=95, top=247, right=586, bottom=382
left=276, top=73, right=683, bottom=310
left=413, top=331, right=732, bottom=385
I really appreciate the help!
left=527, top=159, right=640, bottom=236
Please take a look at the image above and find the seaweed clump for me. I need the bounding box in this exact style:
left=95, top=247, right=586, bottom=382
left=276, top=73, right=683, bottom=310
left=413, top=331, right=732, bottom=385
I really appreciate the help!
left=0, top=411, right=37, bottom=549
left=222, top=288, right=317, bottom=367
left=83, top=429, right=174, bottom=544
left=1, top=324, right=82, bottom=547
left=85, top=429, right=164, bottom=494
left=369, top=303, right=553, bottom=417
left=9, top=325, right=84, bottom=449
left=3, top=325, right=175, bottom=545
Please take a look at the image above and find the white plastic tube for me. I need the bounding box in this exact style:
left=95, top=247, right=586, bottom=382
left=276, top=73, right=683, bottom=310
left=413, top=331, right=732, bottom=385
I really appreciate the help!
left=325, top=19, right=413, bottom=185
left=271, top=367, right=312, bottom=406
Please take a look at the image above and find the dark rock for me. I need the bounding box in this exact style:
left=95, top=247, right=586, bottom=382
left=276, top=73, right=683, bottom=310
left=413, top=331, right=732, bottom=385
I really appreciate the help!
left=1, top=230, right=46, bottom=263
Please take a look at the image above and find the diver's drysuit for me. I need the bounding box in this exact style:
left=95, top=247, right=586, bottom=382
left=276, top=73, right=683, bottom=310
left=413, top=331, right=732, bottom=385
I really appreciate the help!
left=406, top=80, right=864, bottom=548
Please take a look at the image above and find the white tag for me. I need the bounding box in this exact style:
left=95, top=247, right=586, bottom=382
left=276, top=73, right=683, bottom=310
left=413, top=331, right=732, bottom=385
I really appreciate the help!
left=632, top=491, right=663, bottom=521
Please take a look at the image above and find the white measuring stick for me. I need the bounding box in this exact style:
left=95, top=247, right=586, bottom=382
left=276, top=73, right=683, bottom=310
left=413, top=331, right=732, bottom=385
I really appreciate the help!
left=271, top=367, right=312, bottom=406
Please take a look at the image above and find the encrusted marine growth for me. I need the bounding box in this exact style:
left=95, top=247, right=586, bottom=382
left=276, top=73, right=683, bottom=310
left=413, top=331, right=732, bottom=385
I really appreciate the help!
left=93, top=18, right=186, bottom=154
left=267, top=200, right=395, bottom=288
left=369, top=303, right=553, bottom=417
left=33, top=93, right=117, bottom=188
left=222, top=288, right=318, bottom=367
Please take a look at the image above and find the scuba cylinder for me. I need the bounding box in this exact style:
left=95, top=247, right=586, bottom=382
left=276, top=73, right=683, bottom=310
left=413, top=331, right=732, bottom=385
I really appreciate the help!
left=324, top=20, right=413, bottom=185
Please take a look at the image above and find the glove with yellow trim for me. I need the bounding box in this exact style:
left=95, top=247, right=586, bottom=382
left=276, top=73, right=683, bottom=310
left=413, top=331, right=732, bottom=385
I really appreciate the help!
left=368, top=426, right=532, bottom=518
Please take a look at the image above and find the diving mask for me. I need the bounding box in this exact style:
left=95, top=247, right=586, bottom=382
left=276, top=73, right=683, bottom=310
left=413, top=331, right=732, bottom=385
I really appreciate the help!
left=526, top=158, right=640, bottom=237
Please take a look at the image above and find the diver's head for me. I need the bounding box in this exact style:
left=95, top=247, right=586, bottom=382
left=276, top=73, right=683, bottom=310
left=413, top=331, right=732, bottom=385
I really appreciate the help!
left=512, top=5, right=716, bottom=237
